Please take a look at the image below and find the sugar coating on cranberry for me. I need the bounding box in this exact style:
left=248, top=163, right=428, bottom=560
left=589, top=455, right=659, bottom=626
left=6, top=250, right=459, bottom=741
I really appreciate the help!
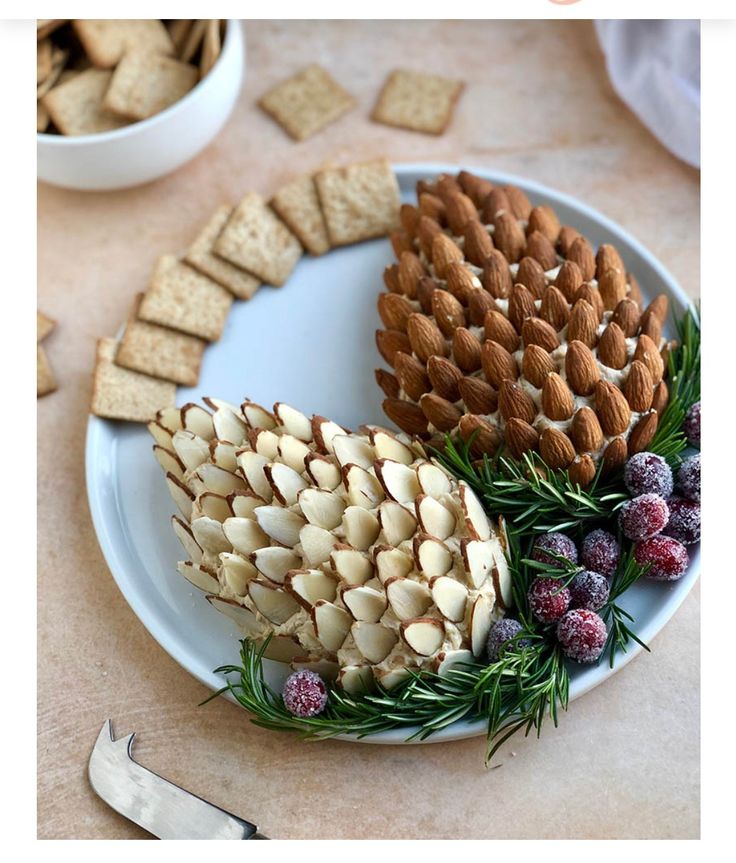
left=635, top=535, right=689, bottom=581
left=662, top=497, right=701, bottom=546
left=487, top=618, right=529, bottom=661
left=528, top=577, right=571, bottom=623
left=683, top=401, right=700, bottom=447
left=677, top=453, right=701, bottom=503
left=531, top=533, right=578, bottom=568
left=569, top=570, right=610, bottom=611
left=557, top=609, right=608, bottom=663
left=282, top=669, right=328, bottom=718
left=581, top=529, right=620, bottom=577
left=619, top=493, right=670, bottom=541
left=624, top=452, right=673, bottom=498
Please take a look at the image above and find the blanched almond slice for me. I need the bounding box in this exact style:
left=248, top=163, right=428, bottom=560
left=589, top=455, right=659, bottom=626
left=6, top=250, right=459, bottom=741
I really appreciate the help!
left=286, top=569, right=338, bottom=609
left=400, top=618, right=445, bottom=656
left=196, top=463, right=246, bottom=496
left=237, top=451, right=273, bottom=501
left=332, top=434, right=374, bottom=470
left=264, top=462, right=308, bottom=506
left=386, top=577, right=432, bottom=620
left=277, top=434, right=311, bottom=473
left=206, top=595, right=265, bottom=637
left=342, top=584, right=388, bottom=622
left=241, top=400, right=276, bottom=430
left=154, top=445, right=184, bottom=479
left=148, top=420, right=174, bottom=450
left=459, top=482, right=491, bottom=540
left=172, top=515, right=202, bottom=563
left=312, top=416, right=349, bottom=454
left=291, top=655, right=340, bottom=681
left=298, top=487, right=346, bottom=530
left=416, top=462, right=452, bottom=498
left=343, top=464, right=385, bottom=509
left=228, top=491, right=266, bottom=519
left=180, top=403, right=215, bottom=440
left=469, top=594, right=492, bottom=657
left=274, top=402, right=313, bottom=442
left=376, top=667, right=414, bottom=690
left=352, top=621, right=398, bottom=663
left=210, top=440, right=238, bottom=471
left=312, top=600, right=352, bottom=652
left=166, top=473, right=194, bottom=520
left=430, top=576, right=468, bottom=622
left=434, top=648, right=473, bottom=676
left=415, top=494, right=456, bottom=540
left=172, top=429, right=210, bottom=471
left=254, top=506, right=305, bottom=547
left=330, top=545, right=374, bottom=586
left=305, top=453, right=341, bottom=490
left=342, top=506, right=381, bottom=551
left=369, top=428, right=415, bottom=464
left=222, top=517, right=269, bottom=556
left=413, top=534, right=453, bottom=578
left=249, top=428, right=280, bottom=460
left=156, top=406, right=184, bottom=433
left=375, top=459, right=420, bottom=504
left=218, top=552, right=257, bottom=595
left=374, top=546, right=414, bottom=584
left=337, top=664, right=375, bottom=694
left=248, top=581, right=301, bottom=625
left=490, top=542, right=512, bottom=609
left=299, top=524, right=336, bottom=565
left=177, top=560, right=219, bottom=593
left=205, top=398, right=247, bottom=444
left=261, top=636, right=304, bottom=663
left=461, top=538, right=495, bottom=589
left=191, top=516, right=232, bottom=555
left=250, top=546, right=301, bottom=584
left=377, top=500, right=417, bottom=547
left=197, top=492, right=232, bottom=522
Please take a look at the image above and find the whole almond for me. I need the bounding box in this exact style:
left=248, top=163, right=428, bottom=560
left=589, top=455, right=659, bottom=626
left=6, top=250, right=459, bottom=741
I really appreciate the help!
left=432, top=290, right=466, bottom=336
left=505, top=417, right=539, bottom=458
left=555, top=260, right=584, bottom=302
left=567, top=236, right=596, bottom=281
left=416, top=179, right=437, bottom=197
left=639, top=313, right=662, bottom=344
left=508, top=283, right=537, bottom=334
left=397, top=251, right=425, bottom=298
left=539, top=427, right=576, bottom=469
left=643, top=293, right=669, bottom=322
left=522, top=343, right=556, bottom=388
left=498, top=380, right=536, bottom=424
left=481, top=188, right=512, bottom=222
left=595, top=380, right=631, bottom=436
left=525, top=230, right=558, bottom=271
left=601, top=437, right=627, bottom=475
left=623, top=361, right=654, bottom=411
left=458, top=171, right=494, bottom=207
left=598, top=321, right=628, bottom=369
left=383, top=263, right=401, bottom=294
left=420, top=393, right=463, bottom=432
left=418, top=192, right=446, bottom=224
left=627, top=274, right=643, bottom=308
left=459, top=376, right=498, bottom=414
left=565, top=340, right=600, bottom=396
left=652, top=380, right=669, bottom=414
left=527, top=205, right=561, bottom=243
left=557, top=226, right=581, bottom=256
left=378, top=292, right=414, bottom=332
left=598, top=267, right=627, bottom=310
left=540, top=285, right=571, bottom=331
left=376, top=328, right=411, bottom=367
left=482, top=340, right=519, bottom=387
left=427, top=355, right=464, bottom=402
left=458, top=414, right=502, bottom=456
left=468, top=288, right=498, bottom=325
left=482, top=250, right=513, bottom=298
left=400, top=203, right=419, bottom=237
left=542, top=373, right=574, bottom=420
left=517, top=256, right=547, bottom=299
left=417, top=276, right=437, bottom=314
left=453, top=328, right=482, bottom=372
left=627, top=412, right=659, bottom=456
left=633, top=334, right=664, bottom=384
left=570, top=406, right=603, bottom=452
left=493, top=212, right=526, bottom=263
left=407, top=313, right=448, bottom=361
left=567, top=299, right=598, bottom=348
left=574, top=283, right=605, bottom=322
left=395, top=352, right=431, bottom=401
left=431, top=234, right=464, bottom=278
left=375, top=368, right=400, bottom=399
left=462, top=220, right=494, bottom=266
left=390, top=230, right=414, bottom=259
left=446, top=262, right=482, bottom=303
left=436, top=174, right=462, bottom=201
left=568, top=454, right=596, bottom=487
left=484, top=310, right=520, bottom=352
left=416, top=216, right=441, bottom=258
left=595, top=243, right=625, bottom=279
left=383, top=398, right=429, bottom=437
left=612, top=298, right=640, bottom=337
left=522, top=317, right=560, bottom=352
left=503, top=185, right=533, bottom=219
left=445, top=192, right=479, bottom=235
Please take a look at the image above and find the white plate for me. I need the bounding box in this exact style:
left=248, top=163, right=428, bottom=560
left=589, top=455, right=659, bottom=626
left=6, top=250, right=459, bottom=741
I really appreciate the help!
left=86, top=163, right=700, bottom=744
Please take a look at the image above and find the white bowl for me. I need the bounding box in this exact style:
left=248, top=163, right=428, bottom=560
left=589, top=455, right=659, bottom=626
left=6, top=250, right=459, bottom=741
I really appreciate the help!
left=37, top=20, right=244, bottom=191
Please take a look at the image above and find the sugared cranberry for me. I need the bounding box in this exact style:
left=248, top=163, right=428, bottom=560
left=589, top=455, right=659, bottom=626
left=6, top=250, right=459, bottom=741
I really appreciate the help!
left=635, top=535, right=689, bottom=581
left=677, top=454, right=700, bottom=503
left=557, top=609, right=608, bottom=663
left=528, top=577, right=571, bottom=623
left=282, top=669, right=328, bottom=718
left=683, top=401, right=700, bottom=447
left=662, top=498, right=701, bottom=546
left=531, top=533, right=578, bottom=568
left=619, top=493, right=670, bottom=541
left=487, top=618, right=529, bottom=661
left=581, top=529, right=620, bottom=577
left=569, top=570, right=610, bottom=611
left=624, top=452, right=673, bottom=498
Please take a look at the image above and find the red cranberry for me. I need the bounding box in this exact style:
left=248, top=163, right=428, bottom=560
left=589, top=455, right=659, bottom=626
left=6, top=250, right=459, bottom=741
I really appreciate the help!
left=677, top=454, right=700, bottom=503
left=531, top=533, right=578, bottom=568
left=568, top=570, right=610, bottom=611
left=662, top=498, right=701, bottom=546
left=619, top=493, right=670, bottom=541
left=282, top=669, right=328, bottom=717
left=683, top=401, right=700, bottom=447
left=635, top=535, right=689, bottom=581
left=624, top=452, right=673, bottom=498
left=528, top=577, right=571, bottom=623
left=581, top=529, right=620, bottom=577
left=557, top=609, right=608, bottom=663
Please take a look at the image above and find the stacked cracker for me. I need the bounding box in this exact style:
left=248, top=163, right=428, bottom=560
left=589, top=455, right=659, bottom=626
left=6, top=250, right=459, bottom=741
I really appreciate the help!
left=37, top=20, right=225, bottom=135
left=91, top=158, right=401, bottom=422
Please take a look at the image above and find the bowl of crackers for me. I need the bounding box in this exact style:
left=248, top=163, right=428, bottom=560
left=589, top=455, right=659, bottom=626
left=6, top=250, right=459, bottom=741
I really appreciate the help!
left=37, top=19, right=244, bottom=191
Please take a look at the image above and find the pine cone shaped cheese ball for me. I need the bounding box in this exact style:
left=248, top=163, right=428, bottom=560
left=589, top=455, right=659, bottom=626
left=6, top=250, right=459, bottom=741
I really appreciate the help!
left=375, top=170, right=672, bottom=481
left=150, top=399, right=511, bottom=692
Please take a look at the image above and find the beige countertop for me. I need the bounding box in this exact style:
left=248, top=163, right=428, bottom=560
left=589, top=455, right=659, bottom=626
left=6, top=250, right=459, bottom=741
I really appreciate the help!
left=37, top=19, right=699, bottom=839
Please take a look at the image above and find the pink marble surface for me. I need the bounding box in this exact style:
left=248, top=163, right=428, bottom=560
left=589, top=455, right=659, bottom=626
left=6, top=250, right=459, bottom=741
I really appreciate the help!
left=37, top=19, right=699, bottom=839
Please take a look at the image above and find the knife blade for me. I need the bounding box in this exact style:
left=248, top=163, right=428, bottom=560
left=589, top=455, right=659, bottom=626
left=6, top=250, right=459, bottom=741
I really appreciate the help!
left=88, top=719, right=268, bottom=839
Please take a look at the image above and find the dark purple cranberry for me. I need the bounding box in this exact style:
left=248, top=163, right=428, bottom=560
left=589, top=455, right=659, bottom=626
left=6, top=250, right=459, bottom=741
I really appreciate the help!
left=662, top=497, right=701, bottom=545
left=487, top=618, right=529, bottom=661
left=677, top=453, right=700, bottom=503
left=568, top=570, right=610, bottom=611
left=581, top=529, right=620, bottom=577
left=683, top=401, right=700, bottom=447
left=531, top=533, right=578, bottom=568
left=624, top=452, right=673, bottom=498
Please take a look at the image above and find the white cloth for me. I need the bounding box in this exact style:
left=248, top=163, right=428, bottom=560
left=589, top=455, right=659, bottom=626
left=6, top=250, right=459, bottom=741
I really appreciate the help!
left=595, top=20, right=700, bottom=168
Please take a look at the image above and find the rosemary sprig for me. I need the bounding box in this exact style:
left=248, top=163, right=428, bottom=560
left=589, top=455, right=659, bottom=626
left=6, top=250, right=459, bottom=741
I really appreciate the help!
left=600, top=546, right=651, bottom=667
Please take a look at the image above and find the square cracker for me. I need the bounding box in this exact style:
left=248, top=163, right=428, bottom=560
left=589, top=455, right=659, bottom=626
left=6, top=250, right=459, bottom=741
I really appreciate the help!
left=72, top=19, right=174, bottom=68
left=315, top=159, right=401, bottom=247
left=103, top=52, right=198, bottom=121
left=42, top=69, right=129, bottom=136
left=258, top=64, right=354, bottom=141
left=91, top=338, right=175, bottom=422
left=214, top=193, right=302, bottom=286
left=116, top=295, right=206, bottom=386
left=200, top=20, right=221, bottom=79
left=37, top=38, right=53, bottom=84
left=372, top=69, right=464, bottom=135
left=184, top=205, right=260, bottom=300
left=37, top=345, right=56, bottom=397
left=138, top=256, right=232, bottom=341
left=37, top=310, right=55, bottom=342
left=271, top=174, right=330, bottom=256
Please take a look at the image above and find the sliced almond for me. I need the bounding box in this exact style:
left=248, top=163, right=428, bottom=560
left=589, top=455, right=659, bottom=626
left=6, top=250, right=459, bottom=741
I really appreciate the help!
left=413, top=534, right=453, bottom=578
left=156, top=406, right=184, bottom=434
left=247, top=428, right=280, bottom=460
left=331, top=544, right=374, bottom=585
left=430, top=576, right=468, bottom=622
left=342, top=506, right=381, bottom=551
left=166, top=473, right=194, bottom=520
left=219, top=552, right=257, bottom=596
left=386, top=576, right=432, bottom=620
left=154, top=445, right=184, bottom=479
left=195, top=464, right=247, bottom=496
left=206, top=595, right=265, bottom=637
left=459, top=482, right=491, bottom=540
left=277, top=434, right=311, bottom=473
left=237, top=450, right=272, bottom=501
left=341, top=584, right=388, bottom=622
left=261, top=636, right=304, bottom=663
left=377, top=500, right=417, bottom=546
left=285, top=569, right=338, bottom=609
left=148, top=420, right=174, bottom=450
left=415, top=494, right=456, bottom=541
left=352, top=621, right=398, bottom=663
left=222, top=517, right=269, bottom=556
left=177, top=560, right=219, bottom=593
left=210, top=440, right=239, bottom=471
left=376, top=667, right=415, bottom=690
left=434, top=649, right=473, bottom=676
left=172, top=515, right=203, bottom=563
left=180, top=403, right=215, bottom=440
left=312, top=600, right=352, bottom=652
left=468, top=595, right=492, bottom=657
left=250, top=546, right=301, bottom=584
left=416, top=462, right=452, bottom=499
left=332, top=434, right=374, bottom=470
left=343, top=464, right=385, bottom=509
left=205, top=399, right=247, bottom=444
left=368, top=428, right=415, bottom=465
left=304, top=453, right=341, bottom=490
left=400, top=618, right=445, bottom=656
left=197, top=492, right=232, bottom=522
left=241, top=400, right=277, bottom=430
left=172, top=429, right=210, bottom=471
left=228, top=490, right=267, bottom=519
left=461, top=538, right=495, bottom=589
left=248, top=580, right=301, bottom=625
left=375, top=459, right=420, bottom=505
left=274, top=402, right=313, bottom=442
left=374, top=546, right=414, bottom=585
left=292, top=656, right=340, bottom=682
left=337, top=664, right=375, bottom=694
left=254, top=505, right=305, bottom=547
left=299, top=523, right=336, bottom=565
left=312, top=416, right=349, bottom=454
left=490, top=542, right=513, bottom=609
left=264, top=462, right=309, bottom=506
left=296, top=486, right=345, bottom=530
